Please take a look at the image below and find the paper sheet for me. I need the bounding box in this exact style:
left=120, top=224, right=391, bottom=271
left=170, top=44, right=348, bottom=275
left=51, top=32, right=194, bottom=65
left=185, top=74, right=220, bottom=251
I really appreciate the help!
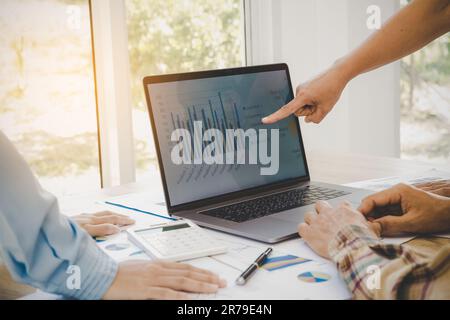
left=193, top=231, right=351, bottom=300
left=99, top=191, right=171, bottom=220
left=78, top=208, right=350, bottom=300
left=344, top=169, right=450, bottom=192
left=24, top=169, right=450, bottom=300
left=20, top=209, right=350, bottom=300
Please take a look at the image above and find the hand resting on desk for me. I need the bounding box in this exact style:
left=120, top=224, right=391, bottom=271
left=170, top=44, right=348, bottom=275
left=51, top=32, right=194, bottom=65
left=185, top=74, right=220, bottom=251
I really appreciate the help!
left=73, top=212, right=228, bottom=299
left=103, top=260, right=227, bottom=300
left=298, top=183, right=450, bottom=259
left=72, top=211, right=135, bottom=237
left=298, top=184, right=450, bottom=300
left=297, top=201, right=380, bottom=259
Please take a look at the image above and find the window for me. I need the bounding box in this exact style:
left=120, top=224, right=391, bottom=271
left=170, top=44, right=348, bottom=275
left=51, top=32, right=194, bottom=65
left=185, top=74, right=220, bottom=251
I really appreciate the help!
left=0, top=0, right=247, bottom=194
left=399, top=1, right=450, bottom=165
left=125, top=0, right=246, bottom=181
left=0, top=0, right=101, bottom=197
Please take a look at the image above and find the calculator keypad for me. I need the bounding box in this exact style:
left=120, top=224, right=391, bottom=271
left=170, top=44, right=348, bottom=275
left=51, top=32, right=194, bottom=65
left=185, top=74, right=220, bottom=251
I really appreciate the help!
left=142, top=228, right=221, bottom=256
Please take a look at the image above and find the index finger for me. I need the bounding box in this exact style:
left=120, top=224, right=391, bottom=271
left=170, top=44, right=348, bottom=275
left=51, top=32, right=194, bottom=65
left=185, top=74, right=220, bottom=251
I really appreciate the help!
left=358, top=186, right=403, bottom=215
left=157, top=261, right=215, bottom=276
left=162, top=269, right=227, bottom=288
left=262, top=95, right=308, bottom=124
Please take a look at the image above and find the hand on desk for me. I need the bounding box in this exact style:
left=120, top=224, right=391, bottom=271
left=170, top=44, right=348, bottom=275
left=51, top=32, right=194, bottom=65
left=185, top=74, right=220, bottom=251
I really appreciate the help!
left=72, top=211, right=135, bottom=237
left=359, top=183, right=450, bottom=236
left=298, top=201, right=380, bottom=259
left=103, top=260, right=227, bottom=300
left=73, top=212, right=227, bottom=300
left=298, top=184, right=450, bottom=259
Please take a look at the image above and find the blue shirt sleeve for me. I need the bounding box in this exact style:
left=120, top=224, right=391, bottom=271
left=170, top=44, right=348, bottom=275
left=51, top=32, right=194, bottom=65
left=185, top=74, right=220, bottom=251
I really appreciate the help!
left=0, top=131, right=118, bottom=299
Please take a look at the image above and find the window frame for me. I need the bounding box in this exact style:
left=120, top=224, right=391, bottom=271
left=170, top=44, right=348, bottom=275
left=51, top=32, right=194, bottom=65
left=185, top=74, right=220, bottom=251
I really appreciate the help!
left=90, top=0, right=251, bottom=187
left=89, top=0, right=136, bottom=187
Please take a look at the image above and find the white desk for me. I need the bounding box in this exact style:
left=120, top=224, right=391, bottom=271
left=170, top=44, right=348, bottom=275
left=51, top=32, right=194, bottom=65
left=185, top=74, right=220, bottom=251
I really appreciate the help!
left=2, top=151, right=450, bottom=299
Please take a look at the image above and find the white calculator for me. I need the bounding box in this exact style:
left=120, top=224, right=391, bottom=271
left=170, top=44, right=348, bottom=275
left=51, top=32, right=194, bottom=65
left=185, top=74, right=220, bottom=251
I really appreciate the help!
left=126, top=220, right=228, bottom=261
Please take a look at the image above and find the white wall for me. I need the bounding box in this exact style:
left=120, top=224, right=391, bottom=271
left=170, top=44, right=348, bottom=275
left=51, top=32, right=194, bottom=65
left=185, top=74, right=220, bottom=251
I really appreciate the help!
left=346, top=0, right=400, bottom=157
left=247, top=0, right=400, bottom=157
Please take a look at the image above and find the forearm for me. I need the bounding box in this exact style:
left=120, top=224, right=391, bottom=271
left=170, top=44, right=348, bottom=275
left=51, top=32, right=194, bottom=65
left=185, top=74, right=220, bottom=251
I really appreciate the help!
left=0, top=131, right=117, bottom=299
left=337, top=0, right=450, bottom=82
left=329, top=225, right=385, bottom=299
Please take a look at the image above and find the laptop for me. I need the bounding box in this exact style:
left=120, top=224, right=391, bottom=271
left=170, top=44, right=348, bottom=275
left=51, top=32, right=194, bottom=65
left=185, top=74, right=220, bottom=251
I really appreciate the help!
left=143, top=63, right=372, bottom=243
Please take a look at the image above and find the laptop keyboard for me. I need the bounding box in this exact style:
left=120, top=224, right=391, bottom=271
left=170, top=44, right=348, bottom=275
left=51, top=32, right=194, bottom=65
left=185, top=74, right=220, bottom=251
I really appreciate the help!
left=198, top=186, right=350, bottom=223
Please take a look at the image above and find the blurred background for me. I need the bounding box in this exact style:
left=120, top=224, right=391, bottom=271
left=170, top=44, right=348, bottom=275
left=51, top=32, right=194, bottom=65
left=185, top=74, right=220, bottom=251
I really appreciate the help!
left=0, top=0, right=448, bottom=197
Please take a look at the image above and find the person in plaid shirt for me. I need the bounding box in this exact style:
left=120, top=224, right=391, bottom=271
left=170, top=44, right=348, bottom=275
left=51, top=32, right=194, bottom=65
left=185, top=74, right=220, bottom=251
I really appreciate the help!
left=299, top=182, right=450, bottom=299
left=261, top=0, right=450, bottom=300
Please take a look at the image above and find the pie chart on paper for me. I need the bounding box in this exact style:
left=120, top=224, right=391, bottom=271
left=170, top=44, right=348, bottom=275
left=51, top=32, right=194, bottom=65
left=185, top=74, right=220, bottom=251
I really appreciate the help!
left=297, top=271, right=331, bottom=283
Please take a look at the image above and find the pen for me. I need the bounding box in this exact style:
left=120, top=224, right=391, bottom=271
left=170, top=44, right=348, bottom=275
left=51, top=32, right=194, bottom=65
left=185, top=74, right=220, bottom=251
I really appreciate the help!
left=104, top=201, right=177, bottom=221
left=235, top=247, right=272, bottom=286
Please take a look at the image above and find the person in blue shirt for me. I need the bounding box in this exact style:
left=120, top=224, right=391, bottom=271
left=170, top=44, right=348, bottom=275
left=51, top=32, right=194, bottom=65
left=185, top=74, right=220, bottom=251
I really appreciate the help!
left=0, top=131, right=226, bottom=299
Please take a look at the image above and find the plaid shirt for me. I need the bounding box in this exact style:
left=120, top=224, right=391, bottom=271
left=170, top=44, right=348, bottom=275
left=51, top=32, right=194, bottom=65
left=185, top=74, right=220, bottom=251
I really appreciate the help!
left=329, top=225, right=450, bottom=300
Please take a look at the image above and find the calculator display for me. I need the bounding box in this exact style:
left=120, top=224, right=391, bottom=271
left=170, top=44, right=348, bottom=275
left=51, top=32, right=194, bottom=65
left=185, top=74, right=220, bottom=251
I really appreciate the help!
left=135, top=223, right=191, bottom=236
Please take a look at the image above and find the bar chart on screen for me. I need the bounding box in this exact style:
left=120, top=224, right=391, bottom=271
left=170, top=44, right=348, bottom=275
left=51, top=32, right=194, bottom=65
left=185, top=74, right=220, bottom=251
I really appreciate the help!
left=147, top=70, right=306, bottom=206
left=155, top=88, right=268, bottom=184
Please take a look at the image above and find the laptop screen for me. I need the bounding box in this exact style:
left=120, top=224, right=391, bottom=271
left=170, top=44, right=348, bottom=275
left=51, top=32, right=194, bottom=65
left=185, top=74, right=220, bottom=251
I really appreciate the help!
left=147, top=67, right=307, bottom=207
